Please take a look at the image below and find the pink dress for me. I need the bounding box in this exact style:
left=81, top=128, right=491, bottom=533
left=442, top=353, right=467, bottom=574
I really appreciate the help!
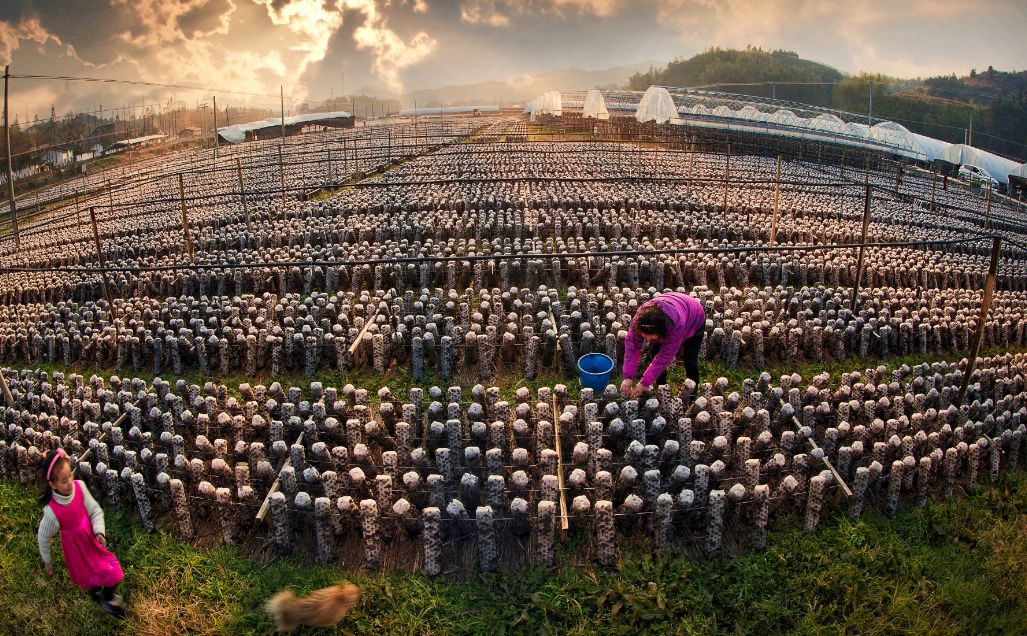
left=48, top=480, right=124, bottom=590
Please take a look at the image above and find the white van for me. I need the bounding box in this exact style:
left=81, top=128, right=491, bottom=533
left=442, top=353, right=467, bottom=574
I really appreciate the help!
left=958, top=164, right=999, bottom=189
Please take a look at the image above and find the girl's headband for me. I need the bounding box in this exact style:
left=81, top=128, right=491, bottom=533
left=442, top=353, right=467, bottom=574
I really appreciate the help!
left=46, top=448, right=68, bottom=481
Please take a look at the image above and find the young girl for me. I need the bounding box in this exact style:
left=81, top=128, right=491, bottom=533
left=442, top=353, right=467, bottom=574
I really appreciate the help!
left=37, top=448, right=126, bottom=618
left=621, top=292, right=706, bottom=399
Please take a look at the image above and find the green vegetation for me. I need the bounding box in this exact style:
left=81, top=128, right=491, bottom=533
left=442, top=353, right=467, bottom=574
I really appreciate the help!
left=629, top=47, right=1027, bottom=162
left=2, top=468, right=1026, bottom=635
left=628, top=48, right=843, bottom=106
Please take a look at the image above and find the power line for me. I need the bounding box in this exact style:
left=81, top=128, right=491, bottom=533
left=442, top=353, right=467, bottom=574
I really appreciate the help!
left=10, top=74, right=284, bottom=99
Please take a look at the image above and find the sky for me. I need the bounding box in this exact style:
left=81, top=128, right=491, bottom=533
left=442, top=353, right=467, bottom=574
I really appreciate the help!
left=1, top=0, right=1025, bottom=121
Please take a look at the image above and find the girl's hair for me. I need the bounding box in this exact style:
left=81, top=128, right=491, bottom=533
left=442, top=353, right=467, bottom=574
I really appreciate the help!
left=39, top=449, right=69, bottom=507
left=636, top=305, right=670, bottom=337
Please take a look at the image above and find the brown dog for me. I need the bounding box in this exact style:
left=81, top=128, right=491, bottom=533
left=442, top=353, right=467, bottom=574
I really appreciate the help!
left=265, top=582, right=360, bottom=633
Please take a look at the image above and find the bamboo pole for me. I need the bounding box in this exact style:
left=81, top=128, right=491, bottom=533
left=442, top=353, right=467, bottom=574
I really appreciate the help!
left=850, top=185, right=872, bottom=312
left=278, top=143, right=286, bottom=213
left=769, top=155, right=782, bottom=246
left=178, top=174, right=194, bottom=262
left=930, top=168, right=936, bottom=210
left=722, top=143, right=730, bottom=211
left=212, top=95, right=218, bottom=162
left=89, top=206, right=114, bottom=308
left=2, top=65, right=18, bottom=248
left=256, top=432, right=304, bottom=522
left=983, top=187, right=991, bottom=230
left=956, top=237, right=1001, bottom=407
left=0, top=366, right=14, bottom=406
left=236, top=158, right=250, bottom=234
left=551, top=394, right=569, bottom=541
left=792, top=416, right=852, bottom=497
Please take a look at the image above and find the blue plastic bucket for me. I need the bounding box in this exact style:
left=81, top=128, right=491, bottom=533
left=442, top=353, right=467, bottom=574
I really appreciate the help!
left=577, top=353, right=615, bottom=392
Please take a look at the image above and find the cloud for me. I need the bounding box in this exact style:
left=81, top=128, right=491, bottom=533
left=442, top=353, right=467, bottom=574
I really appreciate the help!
left=139, top=40, right=288, bottom=106
left=459, top=0, right=622, bottom=26
left=114, top=0, right=236, bottom=47
left=342, top=0, right=437, bottom=93
left=254, top=0, right=342, bottom=75
left=0, top=16, right=62, bottom=66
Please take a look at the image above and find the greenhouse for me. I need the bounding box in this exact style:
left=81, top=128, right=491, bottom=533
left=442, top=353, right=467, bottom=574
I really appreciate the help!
left=527, top=86, right=1025, bottom=182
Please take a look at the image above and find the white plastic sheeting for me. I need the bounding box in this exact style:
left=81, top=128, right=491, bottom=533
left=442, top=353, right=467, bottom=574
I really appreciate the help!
left=538, top=91, right=563, bottom=116
left=736, top=105, right=767, bottom=122
left=767, top=109, right=805, bottom=127
left=530, top=87, right=1027, bottom=170
left=636, top=86, right=681, bottom=124
left=809, top=114, right=848, bottom=135
left=218, top=111, right=352, bottom=144
left=847, top=122, right=871, bottom=138
left=582, top=89, right=610, bottom=120
left=941, top=144, right=1022, bottom=184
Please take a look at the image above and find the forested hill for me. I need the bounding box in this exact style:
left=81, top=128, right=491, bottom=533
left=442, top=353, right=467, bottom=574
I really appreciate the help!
left=629, top=48, right=1027, bottom=162
left=628, top=48, right=842, bottom=103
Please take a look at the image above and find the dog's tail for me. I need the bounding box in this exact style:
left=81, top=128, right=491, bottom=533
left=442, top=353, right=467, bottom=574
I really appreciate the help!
left=265, top=589, right=298, bottom=631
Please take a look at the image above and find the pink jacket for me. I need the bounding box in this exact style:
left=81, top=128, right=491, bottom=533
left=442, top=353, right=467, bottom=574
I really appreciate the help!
left=623, top=292, right=706, bottom=387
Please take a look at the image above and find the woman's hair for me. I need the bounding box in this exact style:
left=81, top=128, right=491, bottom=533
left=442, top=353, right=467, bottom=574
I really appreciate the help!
left=39, top=449, right=69, bottom=507
left=636, top=304, right=670, bottom=337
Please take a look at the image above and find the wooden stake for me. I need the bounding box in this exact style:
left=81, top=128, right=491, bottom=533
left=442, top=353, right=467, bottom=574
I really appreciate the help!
left=212, top=95, right=218, bottom=162
left=178, top=174, right=194, bottom=262
left=956, top=237, right=1001, bottom=407
left=236, top=158, right=250, bottom=234
left=792, top=415, right=851, bottom=497
left=769, top=155, right=782, bottom=246
left=278, top=143, right=286, bottom=213
left=89, top=206, right=114, bottom=308
left=348, top=308, right=380, bottom=366
left=722, top=143, right=730, bottom=211
left=256, top=432, right=304, bottom=522
left=0, top=366, right=14, bottom=407
left=2, top=65, right=18, bottom=248
left=984, top=187, right=991, bottom=230
left=551, top=393, right=569, bottom=541
left=930, top=168, right=936, bottom=210
left=850, top=185, right=872, bottom=312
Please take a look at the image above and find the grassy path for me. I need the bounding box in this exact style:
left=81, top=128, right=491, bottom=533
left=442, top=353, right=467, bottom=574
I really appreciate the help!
left=2, top=472, right=1025, bottom=635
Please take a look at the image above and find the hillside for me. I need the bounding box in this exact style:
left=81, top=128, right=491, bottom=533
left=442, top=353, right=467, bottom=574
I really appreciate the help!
left=405, top=61, right=660, bottom=108
left=628, top=47, right=842, bottom=105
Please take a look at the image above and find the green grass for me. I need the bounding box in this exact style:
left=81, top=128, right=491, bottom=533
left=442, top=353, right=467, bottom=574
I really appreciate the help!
left=2, top=471, right=1026, bottom=635
left=13, top=342, right=1027, bottom=412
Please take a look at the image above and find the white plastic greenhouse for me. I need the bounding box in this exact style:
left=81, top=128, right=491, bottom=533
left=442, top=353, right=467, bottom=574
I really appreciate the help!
left=635, top=87, right=681, bottom=125
left=526, top=86, right=1025, bottom=183
left=582, top=90, right=610, bottom=120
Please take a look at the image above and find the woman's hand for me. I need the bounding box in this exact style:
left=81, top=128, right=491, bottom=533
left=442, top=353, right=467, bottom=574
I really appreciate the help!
left=620, top=379, right=634, bottom=396
left=629, top=383, right=650, bottom=399
left=95, top=532, right=107, bottom=548
left=44, top=563, right=53, bottom=576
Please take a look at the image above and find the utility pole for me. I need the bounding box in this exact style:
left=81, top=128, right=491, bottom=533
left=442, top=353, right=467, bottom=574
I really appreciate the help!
left=867, top=79, right=873, bottom=125
left=3, top=65, right=19, bottom=248
left=212, top=95, right=218, bottom=162
left=968, top=110, right=973, bottom=147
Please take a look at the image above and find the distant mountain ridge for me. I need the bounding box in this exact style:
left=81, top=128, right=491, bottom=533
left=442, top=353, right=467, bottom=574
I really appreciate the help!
left=403, top=61, right=660, bottom=107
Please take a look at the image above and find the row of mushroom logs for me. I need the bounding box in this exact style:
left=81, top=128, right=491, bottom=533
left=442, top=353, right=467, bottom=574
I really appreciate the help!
left=1, top=352, right=1024, bottom=571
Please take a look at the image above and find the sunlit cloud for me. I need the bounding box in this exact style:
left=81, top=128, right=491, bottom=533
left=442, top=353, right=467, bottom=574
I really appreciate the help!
left=0, top=16, right=62, bottom=66
left=114, top=0, right=237, bottom=47
left=342, top=0, right=437, bottom=93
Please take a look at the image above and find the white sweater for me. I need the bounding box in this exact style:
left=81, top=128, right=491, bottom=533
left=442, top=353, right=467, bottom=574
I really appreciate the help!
left=37, top=480, right=106, bottom=566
